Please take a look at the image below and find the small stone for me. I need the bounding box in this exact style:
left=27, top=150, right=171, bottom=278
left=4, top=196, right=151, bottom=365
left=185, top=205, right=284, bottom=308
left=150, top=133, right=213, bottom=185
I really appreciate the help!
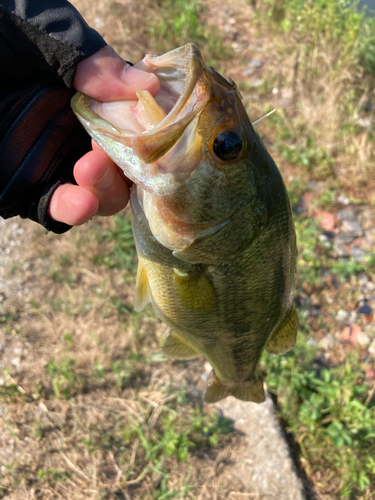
left=299, top=192, right=314, bottom=212
left=352, top=246, right=367, bottom=262
left=272, top=87, right=279, bottom=94
left=11, top=357, right=21, bottom=369
left=319, top=334, right=334, bottom=350
left=318, top=234, right=331, bottom=246
left=231, top=42, right=242, bottom=52
left=244, top=68, right=254, bottom=76
left=94, top=16, right=105, bottom=29
left=333, top=243, right=349, bottom=257
left=281, top=88, right=293, bottom=100
left=204, top=361, right=212, bottom=373
left=339, top=324, right=362, bottom=345
left=0, top=343, right=4, bottom=352
left=315, top=211, right=337, bottom=231
left=366, top=281, right=375, bottom=292
left=250, top=59, right=263, bottom=68
left=336, top=231, right=356, bottom=245
left=358, top=117, right=373, bottom=128
left=342, top=220, right=363, bottom=236
left=307, top=338, right=318, bottom=347
left=249, top=79, right=264, bottom=88
left=336, top=310, right=349, bottom=322
left=337, top=196, right=350, bottom=205
left=357, top=331, right=371, bottom=346
left=365, top=365, right=375, bottom=380
left=365, top=231, right=375, bottom=246
left=349, top=311, right=358, bottom=323
left=337, top=209, right=356, bottom=221
left=358, top=273, right=369, bottom=286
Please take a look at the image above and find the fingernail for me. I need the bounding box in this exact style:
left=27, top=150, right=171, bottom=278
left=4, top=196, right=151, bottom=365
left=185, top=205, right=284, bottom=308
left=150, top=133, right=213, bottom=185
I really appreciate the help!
left=121, top=65, right=155, bottom=87
left=95, top=165, right=115, bottom=190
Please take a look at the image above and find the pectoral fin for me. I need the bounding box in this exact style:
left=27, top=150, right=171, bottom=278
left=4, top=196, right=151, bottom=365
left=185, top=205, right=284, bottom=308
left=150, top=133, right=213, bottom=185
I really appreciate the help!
left=205, top=373, right=265, bottom=403
left=162, top=331, right=199, bottom=359
left=265, top=308, right=299, bottom=355
left=134, top=260, right=151, bottom=312
left=173, top=268, right=216, bottom=312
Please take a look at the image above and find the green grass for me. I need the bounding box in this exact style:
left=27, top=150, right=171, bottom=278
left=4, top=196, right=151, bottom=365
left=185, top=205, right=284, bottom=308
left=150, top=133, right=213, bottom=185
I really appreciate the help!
left=145, top=0, right=229, bottom=66
left=255, top=0, right=375, bottom=184
left=94, top=212, right=137, bottom=275
left=261, top=344, right=375, bottom=496
left=258, top=178, right=375, bottom=496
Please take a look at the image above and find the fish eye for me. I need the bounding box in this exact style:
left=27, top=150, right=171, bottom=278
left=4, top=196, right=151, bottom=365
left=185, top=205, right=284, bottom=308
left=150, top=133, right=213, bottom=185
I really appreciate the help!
left=212, top=131, right=243, bottom=161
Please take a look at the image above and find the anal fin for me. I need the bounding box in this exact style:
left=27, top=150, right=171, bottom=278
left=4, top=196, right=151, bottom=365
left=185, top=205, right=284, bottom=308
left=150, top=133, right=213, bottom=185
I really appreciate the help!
left=266, top=307, right=299, bottom=355
left=134, top=259, right=151, bottom=312
left=205, top=374, right=265, bottom=404
left=162, top=331, right=199, bottom=359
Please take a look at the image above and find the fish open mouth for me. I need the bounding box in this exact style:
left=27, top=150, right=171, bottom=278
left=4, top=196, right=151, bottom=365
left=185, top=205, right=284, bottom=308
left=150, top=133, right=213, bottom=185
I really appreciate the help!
left=71, top=44, right=210, bottom=195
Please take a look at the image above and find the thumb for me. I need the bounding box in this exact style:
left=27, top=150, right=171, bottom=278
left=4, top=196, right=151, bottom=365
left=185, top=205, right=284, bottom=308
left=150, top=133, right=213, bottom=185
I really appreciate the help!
left=73, top=45, right=160, bottom=101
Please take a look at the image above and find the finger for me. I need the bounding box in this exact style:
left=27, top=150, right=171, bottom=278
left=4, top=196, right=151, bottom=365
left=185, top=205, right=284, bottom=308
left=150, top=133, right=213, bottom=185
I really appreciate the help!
left=49, top=184, right=99, bottom=226
left=91, top=140, right=133, bottom=186
left=73, top=149, right=130, bottom=216
left=73, top=45, right=160, bottom=101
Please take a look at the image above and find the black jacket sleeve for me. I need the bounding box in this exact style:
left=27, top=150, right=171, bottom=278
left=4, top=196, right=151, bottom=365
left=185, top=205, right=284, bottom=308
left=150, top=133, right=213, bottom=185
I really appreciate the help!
left=0, top=0, right=107, bottom=233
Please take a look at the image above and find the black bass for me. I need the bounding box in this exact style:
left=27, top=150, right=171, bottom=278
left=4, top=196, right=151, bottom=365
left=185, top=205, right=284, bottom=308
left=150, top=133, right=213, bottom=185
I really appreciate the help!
left=71, top=43, right=298, bottom=403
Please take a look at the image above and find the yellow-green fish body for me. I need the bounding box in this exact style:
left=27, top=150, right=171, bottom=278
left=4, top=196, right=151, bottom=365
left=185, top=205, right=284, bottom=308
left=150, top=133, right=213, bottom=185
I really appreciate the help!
left=71, top=43, right=298, bottom=403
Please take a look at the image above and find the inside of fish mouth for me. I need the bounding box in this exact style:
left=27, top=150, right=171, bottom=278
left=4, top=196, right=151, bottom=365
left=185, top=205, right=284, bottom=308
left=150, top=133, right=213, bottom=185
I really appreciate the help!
left=91, top=69, right=191, bottom=134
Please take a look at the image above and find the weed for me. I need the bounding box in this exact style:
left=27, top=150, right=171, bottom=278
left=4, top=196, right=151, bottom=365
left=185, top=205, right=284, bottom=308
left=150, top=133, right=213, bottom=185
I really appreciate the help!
left=257, top=0, right=375, bottom=183
left=0, top=307, right=18, bottom=324
left=94, top=213, right=137, bottom=274
left=261, top=345, right=375, bottom=495
left=145, top=0, right=229, bottom=65
left=36, top=468, right=71, bottom=482
left=45, top=358, right=87, bottom=399
left=130, top=405, right=233, bottom=467
left=62, top=332, right=74, bottom=347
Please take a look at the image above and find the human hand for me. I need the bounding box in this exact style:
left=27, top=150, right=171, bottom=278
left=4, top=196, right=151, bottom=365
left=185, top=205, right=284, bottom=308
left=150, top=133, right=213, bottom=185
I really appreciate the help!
left=49, top=46, right=160, bottom=226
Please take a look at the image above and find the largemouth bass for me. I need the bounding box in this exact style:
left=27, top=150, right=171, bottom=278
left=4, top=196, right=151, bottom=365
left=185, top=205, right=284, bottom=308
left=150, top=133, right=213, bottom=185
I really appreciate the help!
left=71, top=43, right=298, bottom=403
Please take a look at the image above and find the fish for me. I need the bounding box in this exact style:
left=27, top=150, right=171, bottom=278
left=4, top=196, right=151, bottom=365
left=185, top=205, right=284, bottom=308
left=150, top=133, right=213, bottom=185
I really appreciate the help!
left=71, top=43, right=298, bottom=404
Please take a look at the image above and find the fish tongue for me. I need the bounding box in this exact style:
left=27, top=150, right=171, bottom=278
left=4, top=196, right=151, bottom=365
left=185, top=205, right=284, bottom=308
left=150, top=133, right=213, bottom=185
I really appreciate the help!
left=135, top=90, right=166, bottom=129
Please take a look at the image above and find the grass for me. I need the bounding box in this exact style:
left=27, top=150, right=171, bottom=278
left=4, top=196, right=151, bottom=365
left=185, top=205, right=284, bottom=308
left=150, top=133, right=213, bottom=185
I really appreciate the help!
left=143, top=0, right=230, bottom=66
left=258, top=178, right=375, bottom=497
left=253, top=0, right=375, bottom=186
left=261, top=335, right=375, bottom=497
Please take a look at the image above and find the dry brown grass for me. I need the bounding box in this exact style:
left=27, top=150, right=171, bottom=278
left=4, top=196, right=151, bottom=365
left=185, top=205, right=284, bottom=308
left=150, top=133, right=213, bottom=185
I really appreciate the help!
left=0, top=215, right=248, bottom=499
left=250, top=2, right=375, bottom=188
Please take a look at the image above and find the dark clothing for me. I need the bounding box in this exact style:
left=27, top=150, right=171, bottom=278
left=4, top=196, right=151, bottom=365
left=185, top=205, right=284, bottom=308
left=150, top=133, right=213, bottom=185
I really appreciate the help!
left=0, top=0, right=107, bottom=233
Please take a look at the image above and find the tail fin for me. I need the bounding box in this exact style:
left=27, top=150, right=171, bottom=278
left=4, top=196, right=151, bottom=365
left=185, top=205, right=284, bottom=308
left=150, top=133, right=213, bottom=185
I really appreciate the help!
left=205, top=374, right=265, bottom=404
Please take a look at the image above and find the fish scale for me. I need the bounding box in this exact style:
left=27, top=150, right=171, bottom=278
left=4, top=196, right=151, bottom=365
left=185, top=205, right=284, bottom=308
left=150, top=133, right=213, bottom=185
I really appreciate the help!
left=71, top=43, right=298, bottom=403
